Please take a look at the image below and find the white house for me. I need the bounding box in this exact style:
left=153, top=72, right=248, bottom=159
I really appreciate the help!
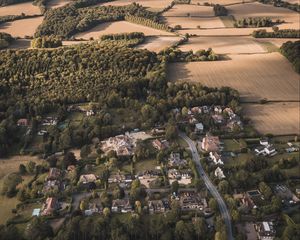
left=209, top=152, right=224, bottom=165
left=215, top=167, right=225, bottom=179
left=195, top=123, right=204, bottom=133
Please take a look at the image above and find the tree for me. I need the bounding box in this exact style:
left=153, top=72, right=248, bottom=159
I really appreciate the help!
left=1, top=173, right=22, bottom=197
left=171, top=181, right=179, bottom=194
left=79, top=199, right=88, bottom=211
left=175, top=220, right=194, bottom=240
left=62, top=152, right=77, bottom=169
left=165, top=124, right=178, bottom=140
left=24, top=217, right=53, bottom=240
left=218, top=180, right=229, bottom=194
left=193, top=217, right=207, bottom=240
left=19, top=164, right=26, bottom=175
left=80, top=145, right=91, bottom=158
left=259, top=182, right=272, bottom=200
left=26, top=161, right=36, bottom=175
left=209, top=198, right=218, bottom=212
left=103, top=207, right=111, bottom=217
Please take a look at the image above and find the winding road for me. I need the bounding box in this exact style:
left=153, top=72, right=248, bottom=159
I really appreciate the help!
left=180, top=133, right=234, bottom=240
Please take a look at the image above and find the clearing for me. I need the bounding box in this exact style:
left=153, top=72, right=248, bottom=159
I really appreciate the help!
left=167, top=52, right=300, bottom=102
left=74, top=21, right=174, bottom=39
left=179, top=36, right=266, bottom=54
left=227, top=2, right=300, bottom=29
left=46, top=0, right=72, bottom=9
left=137, top=36, right=181, bottom=52
left=0, top=2, right=41, bottom=16
left=0, top=16, right=44, bottom=38
left=242, top=102, right=300, bottom=135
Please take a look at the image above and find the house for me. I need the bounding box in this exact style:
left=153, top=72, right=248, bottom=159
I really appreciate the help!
left=84, top=203, right=103, bottom=216
left=178, top=190, right=207, bottom=211
left=246, top=190, right=263, bottom=208
left=223, top=107, right=234, bottom=117
left=101, top=134, right=136, bottom=156
left=111, top=199, right=132, bottom=213
left=148, top=200, right=166, bottom=213
left=212, top=114, right=224, bottom=124
left=264, top=145, right=277, bottom=156
left=202, top=135, right=220, bottom=152
left=137, top=170, right=161, bottom=188
left=168, top=152, right=187, bottom=168
left=41, top=197, right=59, bottom=216
left=255, top=146, right=266, bottom=156
left=17, top=118, right=29, bottom=127
left=41, top=117, right=58, bottom=126
left=255, top=145, right=277, bottom=157
left=152, top=139, right=169, bottom=151
left=255, top=222, right=276, bottom=240
left=202, top=106, right=210, bottom=114
left=79, top=174, right=97, bottom=184
left=43, top=179, right=61, bottom=193
left=191, top=107, right=202, bottom=114
left=32, top=208, right=41, bottom=217
left=260, top=138, right=269, bottom=146
left=151, top=127, right=165, bottom=136
left=168, top=169, right=192, bottom=185
left=214, top=167, right=225, bottom=179
left=195, top=123, right=204, bottom=133
left=67, top=165, right=76, bottom=172
left=233, top=193, right=255, bottom=211
left=47, top=168, right=62, bottom=180
left=214, top=106, right=223, bottom=114
left=86, top=110, right=95, bottom=116
left=108, top=173, right=132, bottom=184
left=209, top=152, right=224, bottom=165
left=37, top=130, right=48, bottom=136
left=274, top=184, right=299, bottom=204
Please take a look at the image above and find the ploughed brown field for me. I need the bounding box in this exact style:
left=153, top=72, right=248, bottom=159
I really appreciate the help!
left=242, top=102, right=300, bottom=135
left=179, top=36, right=266, bottom=54
left=74, top=21, right=174, bottom=39
left=137, top=36, right=182, bottom=52
left=0, top=16, right=44, bottom=38
left=0, top=2, right=41, bottom=16
left=168, top=53, right=300, bottom=102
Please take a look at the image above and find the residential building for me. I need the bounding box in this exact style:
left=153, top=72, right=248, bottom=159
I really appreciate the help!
left=41, top=197, right=59, bottom=216
left=17, top=118, right=29, bottom=127
left=195, top=123, right=204, bottom=133
left=209, top=152, right=224, bottom=165
left=101, top=134, right=136, bottom=156
left=47, top=168, right=62, bottom=181
left=178, top=190, right=207, bottom=211
left=202, top=135, right=220, bottom=152
left=111, top=199, right=132, bottom=213
left=168, top=152, right=187, bottom=168
left=214, top=167, right=225, bottom=179
left=255, top=222, right=276, bottom=240
left=148, top=200, right=166, bottom=214
left=152, top=139, right=169, bottom=151
left=79, top=174, right=97, bottom=184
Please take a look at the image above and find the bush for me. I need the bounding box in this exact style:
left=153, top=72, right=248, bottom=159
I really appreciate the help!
left=213, top=4, right=227, bottom=16
left=280, top=40, right=300, bottom=73
left=31, top=36, right=62, bottom=48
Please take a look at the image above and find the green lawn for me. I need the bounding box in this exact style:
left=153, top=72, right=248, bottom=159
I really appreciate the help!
left=223, top=139, right=242, bottom=152
left=135, top=158, right=158, bottom=173
left=0, top=194, right=20, bottom=224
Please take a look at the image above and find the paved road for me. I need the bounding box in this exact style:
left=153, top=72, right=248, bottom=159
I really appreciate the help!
left=180, top=133, right=234, bottom=240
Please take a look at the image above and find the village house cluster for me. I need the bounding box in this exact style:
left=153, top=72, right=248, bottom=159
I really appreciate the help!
left=101, top=133, right=137, bottom=156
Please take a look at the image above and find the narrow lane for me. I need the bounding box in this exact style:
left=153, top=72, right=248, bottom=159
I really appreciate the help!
left=180, top=133, right=234, bottom=240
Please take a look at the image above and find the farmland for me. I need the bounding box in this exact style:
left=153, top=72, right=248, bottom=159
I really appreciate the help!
left=74, top=21, right=174, bottom=40
left=168, top=53, right=300, bottom=102
left=242, top=102, right=300, bottom=135
left=0, top=2, right=41, bottom=16
left=137, top=36, right=181, bottom=52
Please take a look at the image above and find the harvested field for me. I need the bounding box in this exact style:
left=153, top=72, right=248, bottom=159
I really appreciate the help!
left=0, top=2, right=41, bottom=16
left=46, top=0, right=72, bottom=9
left=255, top=38, right=300, bottom=48
left=179, top=36, right=266, bottom=54
left=74, top=21, right=174, bottom=39
left=227, top=2, right=300, bottom=29
left=98, top=0, right=173, bottom=11
left=0, top=16, right=44, bottom=37
left=163, top=4, right=214, bottom=17
left=242, top=102, right=300, bottom=135
left=62, top=40, right=89, bottom=46
left=168, top=52, right=300, bottom=101
left=191, top=0, right=256, bottom=5
left=137, top=36, right=181, bottom=52
left=163, top=16, right=225, bottom=29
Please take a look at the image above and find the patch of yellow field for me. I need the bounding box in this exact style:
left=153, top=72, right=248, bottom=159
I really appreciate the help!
left=137, top=36, right=181, bottom=52
left=242, top=102, right=300, bottom=135
left=0, top=2, right=41, bottom=16
left=46, top=0, right=72, bottom=9
left=163, top=16, right=225, bottom=29
left=0, top=16, right=44, bottom=37
left=74, top=21, right=174, bottom=39
left=179, top=36, right=266, bottom=54
left=163, top=4, right=214, bottom=17
left=168, top=52, right=300, bottom=101
left=227, top=2, right=300, bottom=29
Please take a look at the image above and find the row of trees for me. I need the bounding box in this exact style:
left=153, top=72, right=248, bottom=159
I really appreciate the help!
left=234, top=17, right=281, bottom=28
left=30, top=35, right=62, bottom=48
left=258, top=0, right=300, bottom=13
left=213, top=4, right=228, bottom=16
left=252, top=29, right=300, bottom=38
left=35, top=1, right=160, bottom=38
left=280, top=40, right=300, bottom=73
left=0, top=32, right=14, bottom=49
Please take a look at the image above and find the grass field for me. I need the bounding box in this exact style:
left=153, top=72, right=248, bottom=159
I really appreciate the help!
left=179, top=36, right=266, bottom=54
left=227, top=2, right=300, bottom=29
left=137, top=36, right=181, bottom=52
left=0, top=193, right=19, bottom=224
left=0, top=16, right=44, bottom=37
left=242, top=102, right=300, bottom=135
left=74, top=21, right=174, bottom=39
left=168, top=52, right=300, bottom=102
left=0, top=2, right=41, bottom=16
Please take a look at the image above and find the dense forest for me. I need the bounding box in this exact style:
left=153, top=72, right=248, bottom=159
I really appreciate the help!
left=0, top=32, right=14, bottom=49
left=35, top=0, right=162, bottom=38
left=252, top=29, right=300, bottom=38
left=280, top=40, right=300, bottom=73
left=31, top=35, right=62, bottom=48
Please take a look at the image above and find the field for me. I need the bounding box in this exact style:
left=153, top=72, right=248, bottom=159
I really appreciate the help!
left=0, top=2, right=41, bottom=16
left=163, top=4, right=214, bottom=17
left=0, top=16, right=44, bottom=37
left=179, top=36, right=266, bottom=54
left=74, top=21, right=174, bottom=39
left=168, top=52, right=300, bottom=102
left=137, top=36, right=181, bottom=52
left=191, top=0, right=256, bottom=5
left=242, top=102, right=300, bottom=135
left=255, top=38, right=300, bottom=48
left=46, top=0, right=72, bottom=9
left=227, top=2, right=300, bottom=29
left=98, top=0, right=174, bottom=11
left=163, top=16, right=225, bottom=29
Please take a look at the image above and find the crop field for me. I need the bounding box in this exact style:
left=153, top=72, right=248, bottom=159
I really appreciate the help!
left=255, top=38, right=300, bottom=48
left=163, top=16, right=225, bottom=29
left=46, top=0, right=72, bottom=9
left=163, top=4, right=214, bottom=17
left=0, top=16, right=44, bottom=37
left=137, top=36, right=181, bottom=52
left=242, top=102, right=300, bottom=135
left=168, top=53, right=300, bottom=101
left=179, top=36, right=266, bottom=54
left=227, top=2, right=300, bottom=29
left=74, top=21, right=174, bottom=39
left=99, top=0, right=173, bottom=11
left=0, top=2, right=41, bottom=16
